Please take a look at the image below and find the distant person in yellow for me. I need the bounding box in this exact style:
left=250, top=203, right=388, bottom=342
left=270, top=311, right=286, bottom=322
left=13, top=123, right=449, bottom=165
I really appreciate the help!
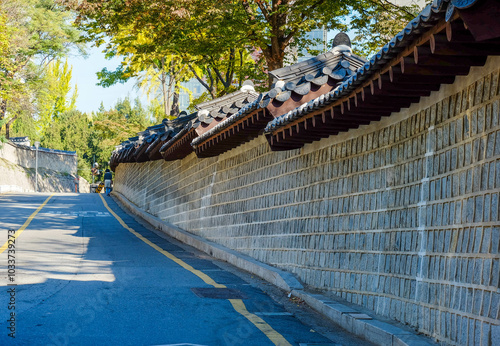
left=104, top=169, right=113, bottom=196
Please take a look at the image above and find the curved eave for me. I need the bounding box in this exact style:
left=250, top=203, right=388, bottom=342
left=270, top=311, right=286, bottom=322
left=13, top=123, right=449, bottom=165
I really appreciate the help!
left=145, top=136, right=166, bottom=161
left=133, top=140, right=151, bottom=162
left=195, top=93, right=260, bottom=136
left=190, top=51, right=363, bottom=157
left=110, top=152, right=119, bottom=171
left=192, top=76, right=342, bottom=157
left=161, top=127, right=198, bottom=161
left=123, top=146, right=138, bottom=163
left=266, top=77, right=338, bottom=117
left=265, top=3, right=500, bottom=150
left=118, top=148, right=128, bottom=162
left=193, top=108, right=274, bottom=158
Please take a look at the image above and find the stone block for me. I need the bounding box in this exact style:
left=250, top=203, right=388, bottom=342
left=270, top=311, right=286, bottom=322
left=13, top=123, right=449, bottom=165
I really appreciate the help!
left=490, top=324, right=500, bottom=346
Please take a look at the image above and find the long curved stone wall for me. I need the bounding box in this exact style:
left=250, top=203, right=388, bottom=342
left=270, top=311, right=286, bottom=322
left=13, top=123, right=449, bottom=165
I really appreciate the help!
left=114, top=57, right=500, bottom=345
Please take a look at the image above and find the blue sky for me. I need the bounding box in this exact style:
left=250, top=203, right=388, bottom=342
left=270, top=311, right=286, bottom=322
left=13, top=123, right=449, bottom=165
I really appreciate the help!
left=67, top=46, right=146, bottom=114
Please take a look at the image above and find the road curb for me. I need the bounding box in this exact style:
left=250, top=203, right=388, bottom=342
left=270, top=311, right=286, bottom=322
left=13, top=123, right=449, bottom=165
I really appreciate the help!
left=112, top=191, right=436, bottom=346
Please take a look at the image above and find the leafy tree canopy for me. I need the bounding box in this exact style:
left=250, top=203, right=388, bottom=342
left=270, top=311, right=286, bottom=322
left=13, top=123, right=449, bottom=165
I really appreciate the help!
left=0, top=0, right=85, bottom=139
left=66, top=0, right=423, bottom=89
left=37, top=59, right=78, bottom=134
left=87, top=96, right=154, bottom=175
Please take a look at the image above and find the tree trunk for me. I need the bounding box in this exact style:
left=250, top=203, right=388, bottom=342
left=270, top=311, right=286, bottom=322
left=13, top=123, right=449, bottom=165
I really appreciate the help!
left=171, top=83, right=180, bottom=117
left=0, top=99, right=7, bottom=138
left=164, top=56, right=179, bottom=117
left=5, top=115, right=17, bottom=140
left=263, top=49, right=284, bottom=87
left=188, top=63, right=215, bottom=99
left=161, top=69, right=169, bottom=116
left=0, top=99, right=7, bottom=121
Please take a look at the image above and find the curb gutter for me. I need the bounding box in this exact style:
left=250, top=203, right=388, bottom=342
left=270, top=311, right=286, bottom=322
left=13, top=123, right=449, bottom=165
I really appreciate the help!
left=112, top=191, right=436, bottom=346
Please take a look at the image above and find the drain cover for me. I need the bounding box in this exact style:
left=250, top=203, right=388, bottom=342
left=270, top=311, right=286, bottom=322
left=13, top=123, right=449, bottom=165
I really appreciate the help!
left=191, top=287, right=248, bottom=299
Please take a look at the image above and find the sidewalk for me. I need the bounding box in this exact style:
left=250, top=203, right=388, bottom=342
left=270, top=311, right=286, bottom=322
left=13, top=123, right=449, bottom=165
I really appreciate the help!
left=112, top=191, right=437, bottom=346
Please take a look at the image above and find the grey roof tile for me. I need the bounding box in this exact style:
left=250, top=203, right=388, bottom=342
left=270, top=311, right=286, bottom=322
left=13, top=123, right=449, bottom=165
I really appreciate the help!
left=263, top=0, right=471, bottom=134
left=194, top=85, right=260, bottom=126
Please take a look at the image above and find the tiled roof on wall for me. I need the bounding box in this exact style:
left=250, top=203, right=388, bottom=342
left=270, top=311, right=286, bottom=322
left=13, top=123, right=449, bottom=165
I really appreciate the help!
left=111, top=0, right=499, bottom=168
left=264, top=0, right=500, bottom=150
left=159, top=112, right=200, bottom=161
left=110, top=112, right=198, bottom=169
left=268, top=34, right=366, bottom=97
left=191, top=33, right=366, bottom=157
left=161, top=83, right=260, bottom=160
left=132, top=124, right=166, bottom=163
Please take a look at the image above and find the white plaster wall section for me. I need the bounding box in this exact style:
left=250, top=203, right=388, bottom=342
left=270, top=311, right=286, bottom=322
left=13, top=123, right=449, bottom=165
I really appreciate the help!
left=0, top=142, right=77, bottom=175
left=0, top=151, right=85, bottom=193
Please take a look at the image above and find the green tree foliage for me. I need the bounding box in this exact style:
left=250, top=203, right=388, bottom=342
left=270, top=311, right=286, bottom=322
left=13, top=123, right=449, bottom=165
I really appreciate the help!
left=37, top=59, right=78, bottom=135
left=0, top=0, right=84, bottom=138
left=349, top=1, right=424, bottom=56
left=66, top=0, right=267, bottom=108
left=66, top=0, right=422, bottom=93
left=147, top=99, right=166, bottom=124
left=0, top=119, right=7, bottom=148
left=41, top=110, right=91, bottom=180
left=42, top=110, right=88, bottom=154
left=9, top=112, right=38, bottom=141
left=1, top=0, right=159, bottom=176
left=115, top=97, right=151, bottom=131
left=0, top=11, right=15, bottom=102
left=87, top=97, right=153, bottom=175
left=0, top=3, right=33, bottom=140
left=98, top=51, right=194, bottom=117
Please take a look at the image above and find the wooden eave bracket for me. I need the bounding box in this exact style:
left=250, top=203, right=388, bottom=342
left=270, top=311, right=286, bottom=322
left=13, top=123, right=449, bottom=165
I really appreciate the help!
left=161, top=129, right=197, bottom=161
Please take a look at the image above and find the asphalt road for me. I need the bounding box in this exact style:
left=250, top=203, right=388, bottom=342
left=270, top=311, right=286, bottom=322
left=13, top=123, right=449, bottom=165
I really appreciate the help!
left=0, top=193, right=369, bottom=345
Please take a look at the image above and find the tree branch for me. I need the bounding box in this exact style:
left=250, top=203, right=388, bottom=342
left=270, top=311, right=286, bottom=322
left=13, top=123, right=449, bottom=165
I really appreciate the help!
left=225, top=48, right=236, bottom=88
left=187, top=63, right=212, bottom=96
left=298, top=0, right=326, bottom=22
left=255, top=0, right=271, bottom=23
left=377, top=0, right=417, bottom=18
left=207, top=55, right=230, bottom=89
left=241, top=0, right=256, bottom=21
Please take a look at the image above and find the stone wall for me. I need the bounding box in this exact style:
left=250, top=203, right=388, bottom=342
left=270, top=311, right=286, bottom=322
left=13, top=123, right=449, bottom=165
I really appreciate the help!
left=0, top=142, right=77, bottom=175
left=114, top=56, right=500, bottom=345
left=0, top=142, right=89, bottom=193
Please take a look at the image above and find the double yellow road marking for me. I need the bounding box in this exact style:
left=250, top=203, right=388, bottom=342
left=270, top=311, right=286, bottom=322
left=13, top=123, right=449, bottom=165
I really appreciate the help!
left=0, top=194, right=54, bottom=255
left=99, top=194, right=291, bottom=346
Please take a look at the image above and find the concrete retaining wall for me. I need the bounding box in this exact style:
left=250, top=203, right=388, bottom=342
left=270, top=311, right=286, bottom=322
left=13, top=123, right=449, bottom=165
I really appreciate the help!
left=0, top=142, right=77, bottom=175
left=114, top=56, right=500, bottom=345
left=0, top=142, right=89, bottom=193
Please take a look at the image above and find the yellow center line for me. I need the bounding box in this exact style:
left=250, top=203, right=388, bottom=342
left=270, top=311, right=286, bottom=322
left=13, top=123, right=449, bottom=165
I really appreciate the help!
left=229, top=299, right=293, bottom=346
left=0, top=194, right=54, bottom=255
left=99, top=194, right=291, bottom=346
